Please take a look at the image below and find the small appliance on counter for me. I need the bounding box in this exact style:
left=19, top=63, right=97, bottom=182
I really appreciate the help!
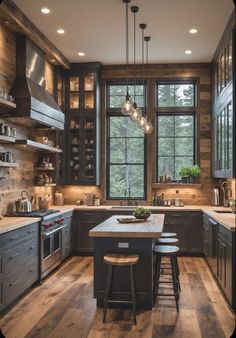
left=54, top=191, right=64, bottom=206
left=211, top=188, right=220, bottom=206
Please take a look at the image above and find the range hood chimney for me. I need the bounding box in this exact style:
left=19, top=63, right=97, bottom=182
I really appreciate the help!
left=10, top=36, right=64, bottom=130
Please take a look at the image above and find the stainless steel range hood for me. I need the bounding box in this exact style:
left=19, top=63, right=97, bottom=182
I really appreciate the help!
left=9, top=36, right=64, bottom=130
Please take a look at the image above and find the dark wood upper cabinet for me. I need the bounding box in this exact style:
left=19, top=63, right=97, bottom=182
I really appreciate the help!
left=211, top=11, right=235, bottom=178
left=64, top=62, right=102, bottom=185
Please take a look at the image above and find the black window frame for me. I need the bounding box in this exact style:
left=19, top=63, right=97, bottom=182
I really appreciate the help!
left=106, top=81, right=147, bottom=200
left=156, top=80, right=198, bottom=182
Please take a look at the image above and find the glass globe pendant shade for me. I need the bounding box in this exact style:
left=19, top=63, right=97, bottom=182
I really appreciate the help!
left=144, top=121, right=153, bottom=134
left=130, top=103, right=142, bottom=121
left=137, top=115, right=147, bottom=129
left=121, top=93, right=133, bottom=115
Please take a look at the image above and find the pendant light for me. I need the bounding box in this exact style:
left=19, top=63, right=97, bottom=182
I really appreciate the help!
left=137, top=23, right=147, bottom=129
left=130, top=5, right=142, bottom=122
left=121, top=0, right=133, bottom=115
left=143, top=36, right=153, bottom=134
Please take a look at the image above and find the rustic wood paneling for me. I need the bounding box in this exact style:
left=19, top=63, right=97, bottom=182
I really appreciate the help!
left=100, top=63, right=213, bottom=205
left=0, top=22, right=15, bottom=93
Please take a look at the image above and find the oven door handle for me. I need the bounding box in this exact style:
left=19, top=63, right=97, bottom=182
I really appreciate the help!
left=42, top=225, right=66, bottom=237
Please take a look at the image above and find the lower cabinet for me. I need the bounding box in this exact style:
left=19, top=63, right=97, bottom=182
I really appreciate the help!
left=154, top=211, right=202, bottom=254
left=62, top=211, right=74, bottom=261
left=73, top=211, right=112, bottom=255
left=0, top=222, right=39, bottom=314
left=217, top=224, right=234, bottom=309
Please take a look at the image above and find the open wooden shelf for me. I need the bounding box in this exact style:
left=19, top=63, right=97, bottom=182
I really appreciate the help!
left=34, top=183, right=56, bottom=187
left=15, top=139, right=63, bottom=153
left=0, top=162, right=18, bottom=168
left=0, top=97, right=16, bottom=109
left=0, top=135, right=15, bottom=143
left=152, top=183, right=202, bottom=189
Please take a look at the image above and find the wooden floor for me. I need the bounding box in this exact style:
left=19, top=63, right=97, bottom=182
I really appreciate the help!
left=0, top=256, right=235, bottom=338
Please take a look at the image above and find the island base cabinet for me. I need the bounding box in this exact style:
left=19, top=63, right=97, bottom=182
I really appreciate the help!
left=93, top=238, right=153, bottom=309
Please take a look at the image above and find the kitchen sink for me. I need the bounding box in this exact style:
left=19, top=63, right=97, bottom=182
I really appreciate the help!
left=111, top=206, right=138, bottom=210
left=214, top=210, right=232, bottom=213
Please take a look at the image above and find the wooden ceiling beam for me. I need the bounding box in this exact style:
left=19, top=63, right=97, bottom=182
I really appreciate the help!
left=0, top=0, right=70, bottom=69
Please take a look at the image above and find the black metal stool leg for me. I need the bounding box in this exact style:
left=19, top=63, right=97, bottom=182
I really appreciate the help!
left=103, top=264, right=113, bottom=323
left=153, top=254, right=161, bottom=305
left=170, top=256, right=179, bottom=312
left=174, top=255, right=181, bottom=292
left=130, top=265, right=137, bottom=325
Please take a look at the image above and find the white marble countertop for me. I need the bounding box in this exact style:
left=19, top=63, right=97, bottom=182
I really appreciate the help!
left=0, top=204, right=235, bottom=235
left=89, top=214, right=165, bottom=238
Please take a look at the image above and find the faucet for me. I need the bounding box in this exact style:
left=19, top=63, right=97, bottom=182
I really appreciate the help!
left=218, top=180, right=231, bottom=207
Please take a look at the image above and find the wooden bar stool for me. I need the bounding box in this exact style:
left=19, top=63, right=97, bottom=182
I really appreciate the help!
left=153, top=245, right=180, bottom=311
left=103, top=253, right=139, bottom=325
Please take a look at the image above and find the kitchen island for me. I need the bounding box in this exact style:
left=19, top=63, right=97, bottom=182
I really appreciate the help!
left=89, top=214, right=164, bottom=309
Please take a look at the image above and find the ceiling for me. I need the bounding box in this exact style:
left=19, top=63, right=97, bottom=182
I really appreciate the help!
left=12, top=0, right=234, bottom=65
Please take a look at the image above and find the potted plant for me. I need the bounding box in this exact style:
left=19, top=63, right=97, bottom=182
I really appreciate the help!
left=178, top=166, right=190, bottom=183
left=188, top=165, right=201, bottom=183
left=178, top=165, right=201, bottom=183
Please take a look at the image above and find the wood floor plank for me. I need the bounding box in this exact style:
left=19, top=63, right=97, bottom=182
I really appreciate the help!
left=0, top=256, right=234, bottom=338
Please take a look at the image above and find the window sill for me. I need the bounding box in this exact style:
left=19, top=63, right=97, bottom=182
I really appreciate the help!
left=152, top=183, right=202, bottom=189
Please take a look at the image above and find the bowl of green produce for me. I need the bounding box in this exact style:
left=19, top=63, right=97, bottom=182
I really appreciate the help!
left=133, top=207, right=151, bottom=220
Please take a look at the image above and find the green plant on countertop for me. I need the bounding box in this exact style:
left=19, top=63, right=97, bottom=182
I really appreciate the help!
left=133, top=207, right=151, bottom=219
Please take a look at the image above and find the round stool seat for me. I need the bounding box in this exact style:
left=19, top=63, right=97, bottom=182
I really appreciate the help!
left=161, top=232, right=177, bottom=238
left=153, top=245, right=179, bottom=255
left=104, top=253, right=139, bottom=266
left=157, top=238, right=179, bottom=244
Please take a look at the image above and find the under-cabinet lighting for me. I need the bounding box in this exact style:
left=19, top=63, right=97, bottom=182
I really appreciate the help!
left=185, top=50, right=192, bottom=54
left=41, top=8, right=50, bottom=14
left=189, top=28, right=198, bottom=34
left=78, top=52, right=85, bottom=56
left=57, top=29, right=65, bottom=34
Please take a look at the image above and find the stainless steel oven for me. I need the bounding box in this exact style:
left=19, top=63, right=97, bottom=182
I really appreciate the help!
left=41, top=213, right=65, bottom=279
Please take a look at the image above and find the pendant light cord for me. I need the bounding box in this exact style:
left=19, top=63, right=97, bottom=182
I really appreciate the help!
left=126, top=1, right=129, bottom=95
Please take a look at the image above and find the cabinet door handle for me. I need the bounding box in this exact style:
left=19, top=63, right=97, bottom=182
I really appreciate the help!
left=29, top=245, right=36, bottom=250
left=29, top=267, right=36, bottom=272
left=10, top=235, right=19, bottom=241
left=9, top=279, right=18, bottom=287
left=27, top=229, right=36, bottom=234
left=9, top=253, right=19, bottom=259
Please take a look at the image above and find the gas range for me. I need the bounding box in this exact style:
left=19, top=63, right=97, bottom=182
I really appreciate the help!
left=10, top=209, right=62, bottom=220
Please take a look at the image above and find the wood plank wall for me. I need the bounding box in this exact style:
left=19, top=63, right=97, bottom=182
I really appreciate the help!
left=0, top=23, right=55, bottom=215
left=100, top=63, right=214, bottom=205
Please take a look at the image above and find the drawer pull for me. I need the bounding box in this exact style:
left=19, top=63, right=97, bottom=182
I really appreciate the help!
left=9, top=279, right=18, bottom=287
left=27, top=229, right=35, bottom=234
left=30, top=246, right=36, bottom=250
left=9, top=253, right=19, bottom=259
left=29, top=267, right=36, bottom=272
left=172, top=214, right=181, bottom=217
left=10, top=236, right=19, bottom=241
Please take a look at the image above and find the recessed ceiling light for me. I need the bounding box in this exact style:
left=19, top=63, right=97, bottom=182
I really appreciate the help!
left=78, top=52, right=85, bottom=56
left=41, top=8, right=50, bottom=14
left=189, top=28, right=198, bottom=34
left=51, top=59, right=56, bottom=63
left=57, top=29, right=65, bottom=34
left=5, top=20, right=10, bottom=24
left=185, top=50, right=192, bottom=54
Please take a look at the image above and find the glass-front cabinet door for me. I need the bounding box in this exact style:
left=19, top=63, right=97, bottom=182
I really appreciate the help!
left=68, top=73, right=96, bottom=111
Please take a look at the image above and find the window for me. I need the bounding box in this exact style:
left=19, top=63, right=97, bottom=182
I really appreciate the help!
left=156, top=82, right=196, bottom=181
left=106, top=82, right=146, bottom=199
left=107, top=115, right=146, bottom=199
left=108, top=83, right=146, bottom=109
left=157, top=83, right=195, bottom=107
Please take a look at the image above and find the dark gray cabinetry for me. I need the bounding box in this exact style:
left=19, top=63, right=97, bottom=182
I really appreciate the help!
left=73, top=211, right=112, bottom=255
left=0, top=222, right=39, bottom=314
left=217, top=224, right=235, bottom=309
left=156, top=211, right=202, bottom=254
left=202, top=215, right=218, bottom=274
left=0, top=239, right=3, bottom=312
left=62, top=211, right=74, bottom=260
